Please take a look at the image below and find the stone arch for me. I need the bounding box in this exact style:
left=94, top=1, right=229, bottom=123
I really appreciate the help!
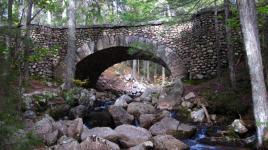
left=75, top=35, right=186, bottom=87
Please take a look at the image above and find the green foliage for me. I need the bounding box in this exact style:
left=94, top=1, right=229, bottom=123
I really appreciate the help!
left=128, top=42, right=156, bottom=59
left=28, top=45, right=59, bottom=62
left=203, top=90, right=249, bottom=117
left=63, top=87, right=80, bottom=106
left=73, top=79, right=89, bottom=87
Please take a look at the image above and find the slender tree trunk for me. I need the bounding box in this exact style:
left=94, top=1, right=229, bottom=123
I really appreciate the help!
left=64, top=0, right=76, bottom=89
left=137, top=60, right=140, bottom=78
left=162, top=67, right=165, bottom=86
left=154, top=63, right=157, bottom=83
left=237, top=0, right=268, bottom=147
left=143, top=60, right=146, bottom=81
left=263, top=1, right=268, bottom=85
left=214, top=0, right=221, bottom=77
left=146, top=61, right=150, bottom=81
left=23, top=0, right=33, bottom=80
left=132, top=60, right=137, bottom=79
left=224, top=0, right=236, bottom=89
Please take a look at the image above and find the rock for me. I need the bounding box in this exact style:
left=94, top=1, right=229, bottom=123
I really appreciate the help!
left=191, top=109, right=205, bottom=122
left=80, top=136, right=120, bottom=150
left=69, top=105, right=87, bottom=119
left=54, top=136, right=81, bottom=150
left=231, top=119, right=248, bottom=134
left=149, top=117, right=196, bottom=138
left=66, top=118, right=83, bottom=140
left=115, top=124, right=152, bottom=148
left=152, top=135, right=189, bottom=150
left=22, top=95, right=34, bottom=110
left=79, top=88, right=96, bottom=108
left=181, top=101, right=194, bottom=109
left=168, top=79, right=184, bottom=98
left=157, top=97, right=181, bottom=111
left=108, top=106, right=134, bottom=126
left=149, top=117, right=180, bottom=136
left=23, top=110, right=37, bottom=119
left=81, top=126, right=118, bottom=142
left=140, top=87, right=161, bottom=102
left=49, top=104, right=70, bottom=120
left=33, top=114, right=58, bottom=145
left=184, top=92, right=196, bottom=100
left=127, top=102, right=155, bottom=117
left=120, top=94, right=133, bottom=103
left=129, top=141, right=154, bottom=150
left=139, top=114, right=156, bottom=129
left=114, top=95, right=131, bottom=108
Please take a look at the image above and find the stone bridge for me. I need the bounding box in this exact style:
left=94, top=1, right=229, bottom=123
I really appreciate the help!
left=2, top=9, right=242, bottom=87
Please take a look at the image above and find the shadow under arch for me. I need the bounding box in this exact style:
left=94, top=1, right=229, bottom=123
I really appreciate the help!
left=75, top=46, right=171, bottom=87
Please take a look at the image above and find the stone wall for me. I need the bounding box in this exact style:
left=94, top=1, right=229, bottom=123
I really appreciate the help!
left=0, top=9, right=243, bottom=82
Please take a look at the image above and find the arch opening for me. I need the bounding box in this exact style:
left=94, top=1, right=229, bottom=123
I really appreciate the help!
left=75, top=46, right=172, bottom=88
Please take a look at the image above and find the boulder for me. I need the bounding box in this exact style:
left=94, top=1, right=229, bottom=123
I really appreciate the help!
left=108, top=106, right=134, bottom=126
left=184, top=92, right=196, bottom=100
left=149, top=117, right=196, bottom=138
left=231, top=119, right=248, bottom=134
left=115, top=124, right=152, bottom=148
left=191, top=109, right=205, bottom=122
left=129, top=141, right=154, bottom=150
left=53, top=136, right=81, bottom=150
left=139, top=114, right=156, bottom=129
left=33, top=114, right=58, bottom=145
left=69, top=105, right=87, bottom=119
left=23, top=110, right=37, bottom=119
left=80, top=136, right=120, bottom=150
left=49, top=104, right=70, bottom=120
left=181, top=101, right=194, bottom=109
left=81, top=126, right=118, bottom=142
left=149, top=117, right=180, bottom=136
left=152, top=135, right=189, bottom=150
left=127, top=102, right=155, bottom=117
left=157, top=97, right=181, bottom=111
left=79, top=88, right=96, bottom=108
left=114, top=95, right=131, bottom=108
left=66, top=118, right=83, bottom=140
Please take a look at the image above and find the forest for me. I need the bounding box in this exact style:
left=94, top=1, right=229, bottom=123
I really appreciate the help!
left=1, top=0, right=268, bottom=150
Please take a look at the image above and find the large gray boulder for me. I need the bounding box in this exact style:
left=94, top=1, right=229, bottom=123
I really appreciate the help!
left=53, top=136, right=81, bottom=150
left=127, top=102, right=155, bottom=117
left=152, top=135, right=189, bottom=150
left=139, top=114, right=156, bottom=129
left=69, top=105, right=87, bottom=119
left=149, top=117, right=196, bottom=138
left=33, top=114, right=59, bottom=146
left=108, top=106, right=134, bottom=126
left=81, top=126, right=119, bottom=142
left=128, top=141, right=154, bottom=150
left=53, top=118, right=83, bottom=140
left=115, top=124, right=152, bottom=148
left=80, top=136, right=120, bottom=150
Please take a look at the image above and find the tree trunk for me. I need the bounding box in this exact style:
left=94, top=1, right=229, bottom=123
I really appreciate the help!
left=154, top=63, right=157, bottom=83
left=137, top=60, right=140, bottom=78
left=132, top=60, right=137, bottom=79
left=237, top=0, right=268, bottom=147
left=146, top=61, right=150, bottom=81
left=143, top=60, right=146, bottom=81
left=64, top=0, right=76, bottom=89
left=224, top=0, right=236, bottom=89
left=23, top=0, right=33, bottom=80
left=214, top=0, right=221, bottom=77
left=162, top=67, right=165, bottom=86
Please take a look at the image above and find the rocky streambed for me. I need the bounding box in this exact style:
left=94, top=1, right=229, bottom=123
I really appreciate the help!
left=20, top=79, right=256, bottom=150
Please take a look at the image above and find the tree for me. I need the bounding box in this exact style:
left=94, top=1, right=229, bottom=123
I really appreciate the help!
left=237, top=0, right=268, bottom=146
left=146, top=61, right=150, bottom=81
left=225, top=0, right=236, bottom=89
left=23, top=0, right=33, bottom=79
left=132, top=60, right=137, bottom=79
left=64, top=0, right=76, bottom=89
